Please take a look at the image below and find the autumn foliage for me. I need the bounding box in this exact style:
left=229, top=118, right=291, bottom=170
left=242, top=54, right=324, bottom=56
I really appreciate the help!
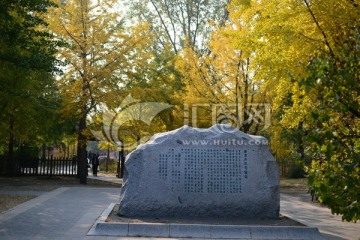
left=0, top=0, right=359, bottom=221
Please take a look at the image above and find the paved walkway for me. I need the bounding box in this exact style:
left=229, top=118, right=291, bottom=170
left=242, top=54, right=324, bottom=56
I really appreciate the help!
left=0, top=187, right=120, bottom=240
left=0, top=176, right=359, bottom=240
left=280, top=194, right=360, bottom=240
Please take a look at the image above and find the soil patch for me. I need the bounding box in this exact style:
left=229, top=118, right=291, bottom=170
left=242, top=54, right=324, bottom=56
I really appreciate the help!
left=0, top=175, right=121, bottom=213
left=280, top=178, right=309, bottom=195
left=0, top=175, right=121, bottom=191
left=0, top=195, right=36, bottom=213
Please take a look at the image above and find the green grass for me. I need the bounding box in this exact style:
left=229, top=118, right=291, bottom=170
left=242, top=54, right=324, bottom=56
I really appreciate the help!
left=99, top=160, right=118, bottom=173
left=280, top=178, right=309, bottom=194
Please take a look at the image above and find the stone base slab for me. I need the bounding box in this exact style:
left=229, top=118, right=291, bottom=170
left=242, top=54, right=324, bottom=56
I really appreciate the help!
left=87, top=203, right=326, bottom=239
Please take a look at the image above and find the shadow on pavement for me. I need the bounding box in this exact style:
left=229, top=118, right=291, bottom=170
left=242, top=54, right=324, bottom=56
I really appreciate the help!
left=322, top=232, right=348, bottom=240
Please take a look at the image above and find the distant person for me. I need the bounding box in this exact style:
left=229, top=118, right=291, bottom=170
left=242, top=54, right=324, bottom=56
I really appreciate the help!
left=92, top=153, right=99, bottom=176
left=71, top=154, right=77, bottom=171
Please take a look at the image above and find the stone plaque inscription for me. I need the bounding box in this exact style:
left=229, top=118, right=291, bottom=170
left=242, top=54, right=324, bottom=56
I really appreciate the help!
left=159, top=148, right=247, bottom=194
left=119, top=125, right=279, bottom=218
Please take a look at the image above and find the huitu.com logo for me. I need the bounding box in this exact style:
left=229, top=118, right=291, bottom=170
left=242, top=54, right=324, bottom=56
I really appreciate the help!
left=90, top=96, right=271, bottom=149
left=90, top=95, right=172, bottom=150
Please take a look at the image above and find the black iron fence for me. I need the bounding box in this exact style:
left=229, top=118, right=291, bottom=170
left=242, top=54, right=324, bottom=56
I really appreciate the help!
left=17, top=156, right=77, bottom=176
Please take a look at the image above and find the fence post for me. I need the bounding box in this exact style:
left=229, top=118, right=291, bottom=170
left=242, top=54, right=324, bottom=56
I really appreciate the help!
left=17, top=157, right=22, bottom=175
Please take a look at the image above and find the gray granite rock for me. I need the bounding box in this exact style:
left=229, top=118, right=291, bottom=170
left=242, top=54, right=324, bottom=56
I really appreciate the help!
left=118, top=124, right=279, bottom=218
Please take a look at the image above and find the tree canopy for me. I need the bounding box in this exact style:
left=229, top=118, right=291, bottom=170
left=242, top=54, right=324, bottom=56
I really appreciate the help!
left=0, top=0, right=359, bottom=221
left=226, top=0, right=359, bottom=221
left=0, top=0, right=60, bottom=175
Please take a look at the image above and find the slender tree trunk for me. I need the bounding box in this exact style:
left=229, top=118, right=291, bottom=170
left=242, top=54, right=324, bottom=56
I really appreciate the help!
left=106, top=147, right=110, bottom=172
left=41, top=143, right=46, bottom=160
left=297, top=122, right=306, bottom=162
left=47, top=146, right=50, bottom=159
left=67, top=144, right=70, bottom=159
left=6, top=116, right=15, bottom=176
left=137, top=136, right=141, bottom=146
left=120, top=144, right=125, bottom=178
left=243, top=72, right=250, bottom=133
left=235, top=65, right=241, bottom=130
left=76, top=0, right=91, bottom=184
left=77, top=113, right=87, bottom=184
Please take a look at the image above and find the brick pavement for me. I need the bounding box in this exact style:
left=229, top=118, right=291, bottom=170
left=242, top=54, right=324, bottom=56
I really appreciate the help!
left=0, top=178, right=359, bottom=240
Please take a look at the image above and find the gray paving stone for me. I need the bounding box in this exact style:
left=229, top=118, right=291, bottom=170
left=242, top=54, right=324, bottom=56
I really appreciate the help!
left=0, top=179, right=358, bottom=240
left=0, top=187, right=68, bottom=221
left=0, top=187, right=120, bottom=240
left=209, top=225, right=251, bottom=239
left=169, top=224, right=211, bottom=238
left=250, top=226, right=290, bottom=239
left=281, top=194, right=360, bottom=240
left=287, top=227, right=327, bottom=240
left=92, top=223, right=129, bottom=236
left=128, top=223, right=170, bottom=237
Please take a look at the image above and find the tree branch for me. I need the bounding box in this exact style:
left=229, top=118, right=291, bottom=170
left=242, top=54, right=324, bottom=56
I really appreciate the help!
left=150, top=0, right=178, bottom=53
left=303, top=0, right=335, bottom=57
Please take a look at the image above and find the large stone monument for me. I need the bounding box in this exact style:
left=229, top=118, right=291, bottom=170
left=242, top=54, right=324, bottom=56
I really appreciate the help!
left=118, top=125, right=279, bottom=218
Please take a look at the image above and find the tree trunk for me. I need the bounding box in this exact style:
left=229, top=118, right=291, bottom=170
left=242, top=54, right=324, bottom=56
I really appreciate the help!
left=137, top=136, right=141, bottom=146
left=106, top=147, right=109, bottom=172
left=243, top=72, right=250, bottom=133
left=120, top=144, right=125, bottom=178
left=297, top=122, right=306, bottom=162
left=6, top=116, right=15, bottom=176
left=77, top=114, right=87, bottom=184
left=41, top=143, right=46, bottom=160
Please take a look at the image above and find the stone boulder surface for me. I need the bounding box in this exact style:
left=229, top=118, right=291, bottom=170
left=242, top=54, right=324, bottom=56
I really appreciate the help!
left=118, top=125, right=279, bottom=218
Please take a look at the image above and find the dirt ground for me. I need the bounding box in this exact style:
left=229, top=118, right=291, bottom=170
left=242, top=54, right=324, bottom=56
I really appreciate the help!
left=0, top=174, right=121, bottom=213
left=279, top=178, right=309, bottom=194
left=0, top=195, right=36, bottom=213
